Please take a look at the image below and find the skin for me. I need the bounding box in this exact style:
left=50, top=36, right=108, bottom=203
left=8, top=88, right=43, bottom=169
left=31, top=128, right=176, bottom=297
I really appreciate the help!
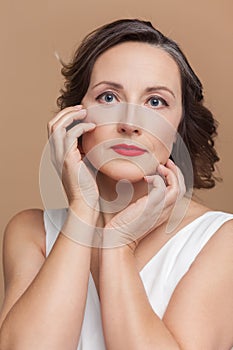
left=0, top=42, right=232, bottom=349
left=82, top=42, right=182, bottom=184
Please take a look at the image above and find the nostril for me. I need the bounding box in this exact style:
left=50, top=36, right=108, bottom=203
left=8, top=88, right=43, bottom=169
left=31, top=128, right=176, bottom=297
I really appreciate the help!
left=118, top=124, right=140, bottom=135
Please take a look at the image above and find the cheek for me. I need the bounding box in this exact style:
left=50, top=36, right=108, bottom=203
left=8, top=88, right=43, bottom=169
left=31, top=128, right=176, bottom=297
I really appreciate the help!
left=149, top=135, right=173, bottom=164
left=147, top=112, right=181, bottom=154
left=82, top=126, right=110, bottom=153
left=82, top=133, right=93, bottom=153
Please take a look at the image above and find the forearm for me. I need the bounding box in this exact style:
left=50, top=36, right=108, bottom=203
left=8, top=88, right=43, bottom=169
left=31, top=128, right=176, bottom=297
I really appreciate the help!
left=0, top=212, right=93, bottom=350
left=99, top=247, right=180, bottom=350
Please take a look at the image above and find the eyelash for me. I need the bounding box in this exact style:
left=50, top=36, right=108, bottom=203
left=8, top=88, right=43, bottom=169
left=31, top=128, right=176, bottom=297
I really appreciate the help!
left=95, top=91, right=119, bottom=104
left=147, top=96, right=169, bottom=108
left=95, top=91, right=169, bottom=108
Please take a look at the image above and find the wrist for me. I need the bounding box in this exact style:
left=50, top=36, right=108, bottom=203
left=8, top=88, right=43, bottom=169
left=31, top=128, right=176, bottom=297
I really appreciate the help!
left=69, top=200, right=99, bottom=224
left=102, top=226, right=138, bottom=251
left=101, top=244, right=134, bottom=261
left=100, top=245, right=136, bottom=275
left=61, top=206, right=98, bottom=247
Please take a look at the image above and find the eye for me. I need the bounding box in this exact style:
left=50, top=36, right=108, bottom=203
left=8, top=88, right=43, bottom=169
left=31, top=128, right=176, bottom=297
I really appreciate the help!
left=96, top=91, right=118, bottom=104
left=147, top=96, right=169, bottom=108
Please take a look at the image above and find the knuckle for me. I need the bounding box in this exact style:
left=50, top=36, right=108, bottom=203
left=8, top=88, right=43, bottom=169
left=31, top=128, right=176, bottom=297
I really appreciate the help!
left=64, top=136, right=77, bottom=151
left=157, top=182, right=166, bottom=195
left=154, top=174, right=166, bottom=188
left=179, top=184, right=186, bottom=198
left=51, top=123, right=58, bottom=133
left=174, top=187, right=180, bottom=198
left=170, top=186, right=179, bottom=200
left=47, top=120, right=52, bottom=128
left=47, top=122, right=52, bottom=134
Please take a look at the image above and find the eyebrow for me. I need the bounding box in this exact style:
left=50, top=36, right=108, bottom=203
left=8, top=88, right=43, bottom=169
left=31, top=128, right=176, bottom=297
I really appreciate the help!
left=91, top=81, right=176, bottom=99
left=92, top=81, right=123, bottom=90
left=145, top=86, right=176, bottom=99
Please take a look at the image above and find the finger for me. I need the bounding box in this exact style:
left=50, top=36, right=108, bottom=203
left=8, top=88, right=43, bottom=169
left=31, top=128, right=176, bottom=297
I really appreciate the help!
left=165, top=159, right=186, bottom=199
left=64, top=122, right=96, bottom=153
left=48, top=109, right=89, bottom=151
left=48, top=110, right=90, bottom=163
left=165, top=159, right=183, bottom=184
left=48, top=109, right=87, bottom=137
left=139, top=175, right=174, bottom=232
left=143, top=174, right=166, bottom=209
left=158, top=163, right=185, bottom=205
left=47, top=105, right=84, bottom=137
left=50, top=105, right=83, bottom=125
left=157, top=162, right=178, bottom=188
left=49, top=121, right=95, bottom=175
left=108, top=174, right=171, bottom=238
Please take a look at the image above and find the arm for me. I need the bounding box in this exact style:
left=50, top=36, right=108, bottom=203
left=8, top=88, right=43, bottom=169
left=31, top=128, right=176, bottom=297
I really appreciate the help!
left=0, top=207, right=93, bottom=350
left=99, top=246, right=180, bottom=350
left=99, top=220, right=233, bottom=350
left=0, top=105, right=98, bottom=349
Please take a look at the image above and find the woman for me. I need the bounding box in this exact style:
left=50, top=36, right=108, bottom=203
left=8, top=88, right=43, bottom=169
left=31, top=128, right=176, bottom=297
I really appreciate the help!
left=0, top=19, right=232, bottom=349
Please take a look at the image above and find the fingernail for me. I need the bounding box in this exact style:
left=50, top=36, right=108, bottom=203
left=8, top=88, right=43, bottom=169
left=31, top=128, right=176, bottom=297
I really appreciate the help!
left=167, top=158, right=175, bottom=165
left=74, top=105, right=83, bottom=110
left=143, top=175, right=154, bottom=183
left=157, top=164, right=164, bottom=169
left=157, top=164, right=165, bottom=173
left=76, top=109, right=87, bottom=118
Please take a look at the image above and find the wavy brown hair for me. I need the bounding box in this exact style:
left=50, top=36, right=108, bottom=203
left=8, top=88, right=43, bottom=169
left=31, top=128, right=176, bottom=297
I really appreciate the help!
left=57, top=19, right=219, bottom=190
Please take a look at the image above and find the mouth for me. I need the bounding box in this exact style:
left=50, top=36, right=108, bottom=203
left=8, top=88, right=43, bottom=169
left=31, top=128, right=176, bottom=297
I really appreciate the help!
left=111, top=143, right=148, bottom=156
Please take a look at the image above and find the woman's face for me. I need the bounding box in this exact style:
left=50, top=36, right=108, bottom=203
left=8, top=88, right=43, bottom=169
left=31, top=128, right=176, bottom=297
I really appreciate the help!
left=81, top=41, right=182, bottom=182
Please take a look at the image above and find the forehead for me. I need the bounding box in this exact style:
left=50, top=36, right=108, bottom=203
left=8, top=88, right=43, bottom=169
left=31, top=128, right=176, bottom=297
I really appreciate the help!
left=90, top=42, right=181, bottom=93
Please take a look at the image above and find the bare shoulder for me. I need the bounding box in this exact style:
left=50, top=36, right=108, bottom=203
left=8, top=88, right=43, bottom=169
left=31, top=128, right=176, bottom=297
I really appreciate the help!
left=3, top=208, right=46, bottom=284
left=163, top=213, right=233, bottom=349
left=197, top=213, right=233, bottom=259
left=3, top=208, right=46, bottom=260
left=0, top=209, right=46, bottom=325
left=215, top=214, right=233, bottom=234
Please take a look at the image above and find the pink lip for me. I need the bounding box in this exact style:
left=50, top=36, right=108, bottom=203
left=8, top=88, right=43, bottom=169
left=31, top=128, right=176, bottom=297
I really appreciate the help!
left=111, top=144, right=147, bottom=156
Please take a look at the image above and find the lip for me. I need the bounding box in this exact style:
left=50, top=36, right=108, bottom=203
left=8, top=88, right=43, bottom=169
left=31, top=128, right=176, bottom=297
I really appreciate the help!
left=111, top=143, right=147, bottom=156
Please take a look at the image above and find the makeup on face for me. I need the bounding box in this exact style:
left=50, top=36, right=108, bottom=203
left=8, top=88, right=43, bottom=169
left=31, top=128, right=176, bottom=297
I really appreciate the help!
left=80, top=42, right=186, bottom=181
left=85, top=103, right=177, bottom=152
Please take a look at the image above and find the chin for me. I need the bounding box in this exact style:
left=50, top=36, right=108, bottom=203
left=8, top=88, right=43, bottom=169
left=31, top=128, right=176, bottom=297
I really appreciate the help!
left=98, top=159, right=154, bottom=183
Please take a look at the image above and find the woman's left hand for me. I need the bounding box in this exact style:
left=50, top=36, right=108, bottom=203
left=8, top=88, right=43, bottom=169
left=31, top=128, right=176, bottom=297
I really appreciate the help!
left=103, top=159, right=186, bottom=251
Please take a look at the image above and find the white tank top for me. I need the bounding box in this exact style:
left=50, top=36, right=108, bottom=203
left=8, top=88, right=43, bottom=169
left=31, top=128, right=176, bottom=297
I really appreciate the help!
left=43, top=209, right=233, bottom=350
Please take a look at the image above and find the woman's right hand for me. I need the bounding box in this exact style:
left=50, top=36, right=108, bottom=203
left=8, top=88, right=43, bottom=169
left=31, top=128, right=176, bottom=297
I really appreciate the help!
left=47, top=105, right=99, bottom=214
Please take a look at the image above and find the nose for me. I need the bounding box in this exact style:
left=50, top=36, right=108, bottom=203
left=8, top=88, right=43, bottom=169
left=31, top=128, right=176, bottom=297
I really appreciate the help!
left=117, top=122, right=141, bottom=135
left=117, top=104, right=142, bottom=135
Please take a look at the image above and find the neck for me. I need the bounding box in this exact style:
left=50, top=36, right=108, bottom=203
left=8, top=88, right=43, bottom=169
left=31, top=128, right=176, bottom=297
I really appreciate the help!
left=95, top=171, right=194, bottom=231
left=96, top=172, right=149, bottom=225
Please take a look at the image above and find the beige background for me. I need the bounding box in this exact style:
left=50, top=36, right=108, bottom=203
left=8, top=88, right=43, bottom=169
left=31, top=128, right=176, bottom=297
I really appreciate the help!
left=0, top=0, right=232, bottom=306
